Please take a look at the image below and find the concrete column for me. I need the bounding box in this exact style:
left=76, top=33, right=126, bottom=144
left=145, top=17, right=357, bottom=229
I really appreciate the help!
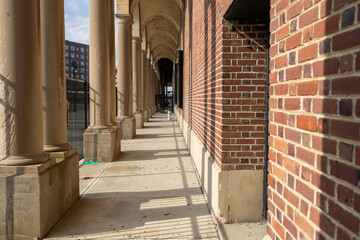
left=89, top=0, right=110, bottom=127
left=109, top=1, right=117, bottom=125
left=0, top=1, right=79, bottom=237
left=84, top=0, right=121, bottom=162
left=116, top=14, right=136, bottom=139
left=41, top=0, right=71, bottom=153
left=141, top=50, right=149, bottom=122
left=0, top=0, right=48, bottom=166
left=132, top=37, right=144, bottom=129
left=146, top=57, right=152, bottom=118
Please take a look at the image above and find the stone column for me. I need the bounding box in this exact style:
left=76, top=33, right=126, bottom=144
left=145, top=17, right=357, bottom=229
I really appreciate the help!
left=0, top=0, right=48, bottom=166
left=0, top=0, right=78, bottom=237
left=42, top=0, right=71, bottom=153
left=132, top=37, right=143, bottom=129
left=116, top=14, right=136, bottom=139
left=109, top=1, right=118, bottom=126
left=146, top=56, right=152, bottom=118
left=84, top=0, right=121, bottom=162
left=108, top=0, right=121, bottom=155
left=141, top=49, right=149, bottom=122
left=151, top=67, right=156, bottom=114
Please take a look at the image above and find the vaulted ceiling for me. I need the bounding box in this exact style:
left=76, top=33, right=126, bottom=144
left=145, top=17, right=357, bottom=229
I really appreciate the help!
left=117, top=0, right=183, bottom=64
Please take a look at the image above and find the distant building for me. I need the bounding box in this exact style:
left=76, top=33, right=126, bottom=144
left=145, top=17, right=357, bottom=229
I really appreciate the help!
left=65, top=40, right=89, bottom=81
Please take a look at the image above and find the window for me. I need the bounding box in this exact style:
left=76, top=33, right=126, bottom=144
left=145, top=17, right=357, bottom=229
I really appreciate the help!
left=81, top=55, right=84, bottom=59
left=76, top=54, right=79, bottom=58
left=66, top=73, right=69, bottom=77
left=81, top=61, right=85, bottom=66
left=66, top=59, right=69, bottom=64
left=76, top=47, right=79, bottom=51
left=80, top=48, right=85, bottom=53
left=71, top=53, right=75, bottom=58
left=65, top=45, right=69, bottom=50
left=66, top=66, right=69, bottom=71
left=81, top=68, right=85, bottom=73
left=70, top=46, right=75, bottom=51
left=65, top=52, right=69, bottom=57
left=81, top=75, right=85, bottom=80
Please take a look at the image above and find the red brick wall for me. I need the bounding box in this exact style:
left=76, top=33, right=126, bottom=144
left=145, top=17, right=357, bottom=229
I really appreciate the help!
left=180, top=0, right=267, bottom=171
left=268, top=0, right=360, bottom=239
left=221, top=19, right=267, bottom=170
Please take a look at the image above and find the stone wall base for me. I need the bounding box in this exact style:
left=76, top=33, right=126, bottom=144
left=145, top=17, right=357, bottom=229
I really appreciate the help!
left=117, top=116, right=136, bottom=140
left=0, top=149, right=79, bottom=239
left=174, top=107, right=263, bottom=223
left=143, top=110, right=149, bottom=122
left=84, top=125, right=121, bottom=162
left=134, top=112, right=144, bottom=129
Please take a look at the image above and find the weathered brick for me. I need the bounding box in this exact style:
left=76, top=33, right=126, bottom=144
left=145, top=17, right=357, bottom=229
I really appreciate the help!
left=341, top=6, right=355, bottom=28
left=337, top=184, right=354, bottom=207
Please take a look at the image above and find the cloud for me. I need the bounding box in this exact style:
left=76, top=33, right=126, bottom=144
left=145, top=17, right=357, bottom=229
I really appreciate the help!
left=64, top=0, right=89, bottom=44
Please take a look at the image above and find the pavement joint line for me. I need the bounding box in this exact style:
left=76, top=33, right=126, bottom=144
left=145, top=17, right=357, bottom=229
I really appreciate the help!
left=80, top=162, right=112, bottom=196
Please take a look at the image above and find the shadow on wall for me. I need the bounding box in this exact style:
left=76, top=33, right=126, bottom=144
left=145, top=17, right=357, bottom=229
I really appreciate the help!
left=267, top=0, right=360, bottom=239
left=316, top=1, right=360, bottom=239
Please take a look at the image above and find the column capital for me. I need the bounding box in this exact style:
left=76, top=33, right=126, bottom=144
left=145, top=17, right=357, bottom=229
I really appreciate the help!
left=115, top=14, right=132, bottom=24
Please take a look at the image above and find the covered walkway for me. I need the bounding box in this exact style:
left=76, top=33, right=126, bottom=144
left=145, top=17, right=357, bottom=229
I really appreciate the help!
left=45, top=113, right=219, bottom=239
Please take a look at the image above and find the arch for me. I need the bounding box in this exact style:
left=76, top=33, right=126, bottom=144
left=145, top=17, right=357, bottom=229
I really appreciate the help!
left=140, top=0, right=181, bottom=33
left=149, top=33, right=177, bottom=53
left=152, top=44, right=177, bottom=59
left=154, top=52, right=175, bottom=63
left=146, top=16, right=179, bottom=43
left=130, top=0, right=182, bottom=16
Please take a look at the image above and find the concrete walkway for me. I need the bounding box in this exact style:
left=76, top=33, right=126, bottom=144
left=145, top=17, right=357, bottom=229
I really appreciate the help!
left=45, top=113, right=220, bottom=239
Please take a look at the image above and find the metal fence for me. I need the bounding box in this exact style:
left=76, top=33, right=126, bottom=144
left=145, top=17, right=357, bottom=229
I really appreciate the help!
left=66, top=78, right=89, bottom=159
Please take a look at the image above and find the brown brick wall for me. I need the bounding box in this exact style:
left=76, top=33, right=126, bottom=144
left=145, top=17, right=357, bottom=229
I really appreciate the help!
left=180, top=0, right=267, bottom=171
left=268, top=0, right=360, bottom=239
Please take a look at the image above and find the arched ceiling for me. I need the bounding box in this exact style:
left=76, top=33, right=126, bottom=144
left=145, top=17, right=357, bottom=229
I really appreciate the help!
left=128, top=0, right=183, bottom=64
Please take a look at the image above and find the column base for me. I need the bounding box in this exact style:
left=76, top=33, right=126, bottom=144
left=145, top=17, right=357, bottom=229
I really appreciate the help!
left=143, top=110, right=149, bottom=123
left=147, top=108, right=152, bottom=119
left=117, top=116, right=136, bottom=140
left=0, top=148, right=79, bottom=239
left=83, top=125, right=121, bottom=162
left=152, top=106, right=156, bottom=115
left=134, top=112, right=144, bottom=129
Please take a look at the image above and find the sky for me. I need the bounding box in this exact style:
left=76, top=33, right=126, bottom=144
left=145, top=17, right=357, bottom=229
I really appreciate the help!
left=64, top=0, right=90, bottom=44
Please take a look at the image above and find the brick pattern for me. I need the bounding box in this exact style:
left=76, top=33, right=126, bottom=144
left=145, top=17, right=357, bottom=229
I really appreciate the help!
left=220, top=19, right=267, bottom=170
left=181, top=0, right=231, bottom=168
left=179, top=0, right=266, bottom=171
left=268, top=0, right=360, bottom=239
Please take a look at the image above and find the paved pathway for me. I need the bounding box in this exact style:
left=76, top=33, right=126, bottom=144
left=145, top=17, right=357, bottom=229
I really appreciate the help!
left=45, top=113, right=220, bottom=240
